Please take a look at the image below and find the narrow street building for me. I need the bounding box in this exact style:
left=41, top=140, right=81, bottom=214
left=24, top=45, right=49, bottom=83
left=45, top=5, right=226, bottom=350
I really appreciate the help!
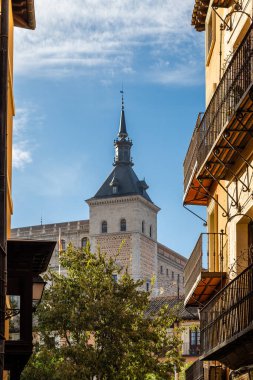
left=183, top=1, right=253, bottom=379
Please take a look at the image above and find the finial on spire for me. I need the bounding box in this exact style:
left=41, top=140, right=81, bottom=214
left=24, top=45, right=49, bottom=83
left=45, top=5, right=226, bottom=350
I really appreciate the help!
left=118, top=87, right=127, bottom=139
left=120, top=84, right=124, bottom=111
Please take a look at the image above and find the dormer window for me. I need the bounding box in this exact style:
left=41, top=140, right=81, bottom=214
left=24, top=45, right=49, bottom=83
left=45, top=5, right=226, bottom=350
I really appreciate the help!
left=120, top=218, right=126, bottom=232
left=138, top=180, right=149, bottom=196
left=110, top=176, right=119, bottom=195
left=102, top=221, right=107, bottom=233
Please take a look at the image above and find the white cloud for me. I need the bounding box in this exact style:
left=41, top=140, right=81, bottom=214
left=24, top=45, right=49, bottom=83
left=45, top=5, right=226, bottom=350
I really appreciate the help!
left=13, top=144, right=32, bottom=169
left=12, top=106, right=42, bottom=170
left=14, top=0, right=203, bottom=84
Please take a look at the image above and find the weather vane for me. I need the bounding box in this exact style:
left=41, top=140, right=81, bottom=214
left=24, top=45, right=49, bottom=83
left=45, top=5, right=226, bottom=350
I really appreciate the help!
left=120, top=83, right=124, bottom=110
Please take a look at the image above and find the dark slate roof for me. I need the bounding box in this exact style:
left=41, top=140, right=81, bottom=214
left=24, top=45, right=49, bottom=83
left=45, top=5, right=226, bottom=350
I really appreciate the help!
left=118, top=109, right=127, bottom=138
left=147, top=296, right=199, bottom=320
left=93, top=164, right=153, bottom=203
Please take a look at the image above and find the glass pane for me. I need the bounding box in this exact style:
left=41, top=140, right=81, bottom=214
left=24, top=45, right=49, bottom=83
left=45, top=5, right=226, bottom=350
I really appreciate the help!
left=7, top=295, right=21, bottom=341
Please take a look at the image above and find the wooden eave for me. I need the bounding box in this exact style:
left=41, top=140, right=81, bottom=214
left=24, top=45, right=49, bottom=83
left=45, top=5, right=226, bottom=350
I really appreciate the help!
left=183, top=83, right=253, bottom=206
left=192, top=0, right=210, bottom=31
left=184, top=271, right=227, bottom=307
left=213, top=0, right=234, bottom=7
left=12, top=0, right=36, bottom=30
left=183, top=176, right=211, bottom=206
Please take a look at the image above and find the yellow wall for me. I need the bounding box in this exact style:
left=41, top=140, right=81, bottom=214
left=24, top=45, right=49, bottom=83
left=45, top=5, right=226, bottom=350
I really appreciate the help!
left=204, top=0, right=253, bottom=277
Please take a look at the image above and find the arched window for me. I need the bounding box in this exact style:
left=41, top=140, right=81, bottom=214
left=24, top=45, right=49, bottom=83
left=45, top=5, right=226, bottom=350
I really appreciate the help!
left=142, top=220, right=145, bottom=234
left=102, top=221, right=107, bottom=233
left=120, top=218, right=126, bottom=232
left=149, top=225, right=152, bottom=238
left=81, top=237, right=87, bottom=248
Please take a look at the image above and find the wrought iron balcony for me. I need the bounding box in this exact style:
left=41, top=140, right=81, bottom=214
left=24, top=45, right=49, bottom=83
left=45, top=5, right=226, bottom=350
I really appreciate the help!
left=184, top=23, right=253, bottom=206
left=200, top=263, right=253, bottom=369
left=184, top=233, right=226, bottom=307
left=185, top=359, right=204, bottom=380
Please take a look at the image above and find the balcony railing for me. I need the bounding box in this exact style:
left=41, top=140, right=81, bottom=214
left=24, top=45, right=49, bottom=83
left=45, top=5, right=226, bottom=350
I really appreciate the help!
left=184, top=112, right=203, bottom=193
left=184, top=233, right=226, bottom=301
left=184, top=234, right=204, bottom=298
left=184, top=23, right=253, bottom=194
left=201, top=263, right=253, bottom=358
left=185, top=359, right=204, bottom=380
left=182, top=343, right=200, bottom=356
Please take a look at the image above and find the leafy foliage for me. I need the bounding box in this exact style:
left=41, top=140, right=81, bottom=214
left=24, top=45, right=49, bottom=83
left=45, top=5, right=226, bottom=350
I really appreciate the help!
left=21, top=244, right=183, bottom=380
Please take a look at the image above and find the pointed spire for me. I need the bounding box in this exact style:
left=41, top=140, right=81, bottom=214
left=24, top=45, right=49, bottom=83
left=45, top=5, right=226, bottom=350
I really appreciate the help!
left=118, top=90, right=128, bottom=139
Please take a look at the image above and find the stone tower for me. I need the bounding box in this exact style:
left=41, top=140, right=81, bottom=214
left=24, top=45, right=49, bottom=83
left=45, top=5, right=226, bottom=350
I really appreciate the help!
left=86, top=94, right=160, bottom=289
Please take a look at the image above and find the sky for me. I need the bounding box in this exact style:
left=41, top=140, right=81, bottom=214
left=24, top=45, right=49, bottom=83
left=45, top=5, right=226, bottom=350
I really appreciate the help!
left=11, top=0, right=207, bottom=258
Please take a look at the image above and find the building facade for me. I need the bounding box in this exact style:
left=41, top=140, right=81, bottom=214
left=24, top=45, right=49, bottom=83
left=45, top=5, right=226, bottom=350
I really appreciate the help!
left=184, top=1, right=253, bottom=379
left=11, top=96, right=187, bottom=297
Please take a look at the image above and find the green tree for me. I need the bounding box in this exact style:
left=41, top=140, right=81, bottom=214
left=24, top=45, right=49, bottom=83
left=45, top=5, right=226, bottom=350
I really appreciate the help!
left=21, top=244, right=183, bottom=380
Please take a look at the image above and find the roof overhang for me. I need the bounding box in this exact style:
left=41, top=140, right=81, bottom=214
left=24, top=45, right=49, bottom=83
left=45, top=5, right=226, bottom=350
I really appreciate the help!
left=185, top=271, right=227, bottom=307
left=12, top=0, right=36, bottom=30
left=7, top=239, right=56, bottom=275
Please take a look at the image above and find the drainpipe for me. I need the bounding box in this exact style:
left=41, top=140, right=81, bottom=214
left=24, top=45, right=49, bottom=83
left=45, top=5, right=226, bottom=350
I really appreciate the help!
left=0, top=0, right=9, bottom=377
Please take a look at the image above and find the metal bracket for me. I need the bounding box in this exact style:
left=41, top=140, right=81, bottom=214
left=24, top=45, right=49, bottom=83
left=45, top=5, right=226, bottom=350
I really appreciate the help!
left=213, top=149, right=250, bottom=192
left=222, top=133, right=253, bottom=171
left=212, top=6, right=232, bottom=30
left=235, top=107, right=253, bottom=128
left=196, top=178, right=229, bottom=218
left=183, top=204, right=207, bottom=226
left=224, top=213, right=253, bottom=234
left=205, top=164, right=240, bottom=210
left=212, top=1, right=252, bottom=31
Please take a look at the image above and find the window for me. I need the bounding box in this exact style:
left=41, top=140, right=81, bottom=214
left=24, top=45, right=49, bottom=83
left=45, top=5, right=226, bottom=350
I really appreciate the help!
left=7, top=295, right=20, bottom=341
left=189, top=328, right=200, bottom=356
left=142, top=220, right=145, bottom=234
left=206, top=11, right=216, bottom=65
left=61, top=239, right=66, bottom=251
left=112, top=274, right=118, bottom=282
left=102, top=221, right=107, bottom=233
left=149, top=225, right=152, bottom=238
left=120, top=218, right=126, bottom=232
left=190, top=328, right=200, bottom=346
left=172, top=271, right=174, bottom=280
left=166, top=268, right=169, bottom=276
left=177, top=273, right=180, bottom=283
left=160, top=265, right=163, bottom=274
left=146, top=282, right=150, bottom=292
left=112, top=186, right=118, bottom=194
left=81, top=237, right=87, bottom=248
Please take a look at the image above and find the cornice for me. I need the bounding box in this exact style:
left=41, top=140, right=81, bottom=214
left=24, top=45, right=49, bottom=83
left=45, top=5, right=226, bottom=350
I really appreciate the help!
left=86, top=195, right=160, bottom=213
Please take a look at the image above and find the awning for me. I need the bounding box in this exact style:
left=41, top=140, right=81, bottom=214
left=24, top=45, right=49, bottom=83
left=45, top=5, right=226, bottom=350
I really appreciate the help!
left=185, top=271, right=227, bottom=307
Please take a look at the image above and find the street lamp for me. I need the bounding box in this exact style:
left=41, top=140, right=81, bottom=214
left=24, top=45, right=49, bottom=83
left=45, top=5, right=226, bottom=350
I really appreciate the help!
left=32, top=276, right=46, bottom=312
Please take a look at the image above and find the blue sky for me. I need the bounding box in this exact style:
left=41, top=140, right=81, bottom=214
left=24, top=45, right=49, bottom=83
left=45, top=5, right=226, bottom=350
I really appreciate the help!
left=12, top=0, right=206, bottom=258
